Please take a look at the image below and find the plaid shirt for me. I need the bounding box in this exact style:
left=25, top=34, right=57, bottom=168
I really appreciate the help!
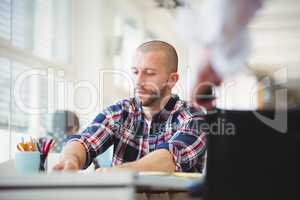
left=66, top=94, right=207, bottom=172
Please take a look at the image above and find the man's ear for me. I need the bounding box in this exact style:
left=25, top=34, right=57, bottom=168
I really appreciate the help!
left=167, top=73, right=179, bottom=89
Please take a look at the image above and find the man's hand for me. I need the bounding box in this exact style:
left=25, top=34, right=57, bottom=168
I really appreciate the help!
left=95, top=161, right=138, bottom=173
left=51, top=141, right=86, bottom=172
left=52, top=156, right=80, bottom=172
left=192, top=63, right=222, bottom=111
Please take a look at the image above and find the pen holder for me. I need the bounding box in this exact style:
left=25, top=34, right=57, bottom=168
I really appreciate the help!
left=15, top=151, right=40, bottom=173
left=39, top=153, right=48, bottom=172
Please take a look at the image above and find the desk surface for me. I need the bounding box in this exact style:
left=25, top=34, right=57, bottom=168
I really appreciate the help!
left=0, top=159, right=204, bottom=192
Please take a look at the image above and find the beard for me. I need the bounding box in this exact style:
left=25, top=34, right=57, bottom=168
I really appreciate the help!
left=134, top=86, right=168, bottom=107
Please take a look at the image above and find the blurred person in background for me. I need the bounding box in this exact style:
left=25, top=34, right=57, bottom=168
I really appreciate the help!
left=48, top=110, right=80, bottom=153
left=176, top=0, right=262, bottom=110
left=176, top=0, right=263, bottom=197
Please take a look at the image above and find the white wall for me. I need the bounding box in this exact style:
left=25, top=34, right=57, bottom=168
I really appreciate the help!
left=70, top=0, right=189, bottom=125
left=249, top=0, right=300, bottom=77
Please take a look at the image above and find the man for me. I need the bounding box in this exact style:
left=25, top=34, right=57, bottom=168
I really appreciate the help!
left=53, top=40, right=207, bottom=173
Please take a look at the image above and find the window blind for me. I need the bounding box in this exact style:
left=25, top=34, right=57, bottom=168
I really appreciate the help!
left=0, top=0, right=11, bottom=40
left=0, top=58, right=10, bottom=129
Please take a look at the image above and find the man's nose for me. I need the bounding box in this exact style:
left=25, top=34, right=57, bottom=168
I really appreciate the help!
left=135, top=71, right=145, bottom=86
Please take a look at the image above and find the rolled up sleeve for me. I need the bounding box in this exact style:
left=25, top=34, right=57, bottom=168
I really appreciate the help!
left=157, top=117, right=207, bottom=172
left=64, top=103, right=123, bottom=169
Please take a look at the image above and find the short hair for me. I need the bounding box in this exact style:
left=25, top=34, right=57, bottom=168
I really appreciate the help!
left=137, top=40, right=178, bottom=73
left=52, top=110, right=80, bottom=133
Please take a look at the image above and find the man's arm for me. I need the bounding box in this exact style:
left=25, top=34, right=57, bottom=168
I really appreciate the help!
left=52, top=141, right=86, bottom=171
left=96, top=149, right=176, bottom=173
left=97, top=116, right=207, bottom=173
left=52, top=101, right=126, bottom=172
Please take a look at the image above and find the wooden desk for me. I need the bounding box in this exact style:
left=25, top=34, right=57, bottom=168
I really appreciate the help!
left=0, top=160, right=203, bottom=200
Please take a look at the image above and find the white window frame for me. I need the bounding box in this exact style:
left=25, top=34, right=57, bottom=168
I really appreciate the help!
left=0, top=0, right=74, bottom=162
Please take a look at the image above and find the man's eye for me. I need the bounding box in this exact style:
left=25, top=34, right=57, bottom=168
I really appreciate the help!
left=132, top=70, right=138, bottom=74
left=145, top=70, right=155, bottom=75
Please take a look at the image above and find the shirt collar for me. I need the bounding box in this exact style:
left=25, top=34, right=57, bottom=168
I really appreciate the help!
left=133, top=94, right=179, bottom=123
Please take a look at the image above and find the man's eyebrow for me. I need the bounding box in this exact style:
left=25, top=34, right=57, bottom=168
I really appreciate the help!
left=131, top=66, right=157, bottom=71
left=144, top=68, right=156, bottom=71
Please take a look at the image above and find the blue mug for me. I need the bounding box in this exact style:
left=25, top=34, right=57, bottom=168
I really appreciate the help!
left=15, top=151, right=40, bottom=173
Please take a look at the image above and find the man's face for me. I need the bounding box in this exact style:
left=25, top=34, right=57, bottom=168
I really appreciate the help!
left=131, top=51, right=171, bottom=107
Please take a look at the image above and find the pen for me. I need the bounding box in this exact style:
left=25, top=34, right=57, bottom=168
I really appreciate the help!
left=17, top=144, right=25, bottom=151
left=44, top=139, right=53, bottom=155
left=49, top=140, right=55, bottom=151
left=36, top=142, right=41, bottom=152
